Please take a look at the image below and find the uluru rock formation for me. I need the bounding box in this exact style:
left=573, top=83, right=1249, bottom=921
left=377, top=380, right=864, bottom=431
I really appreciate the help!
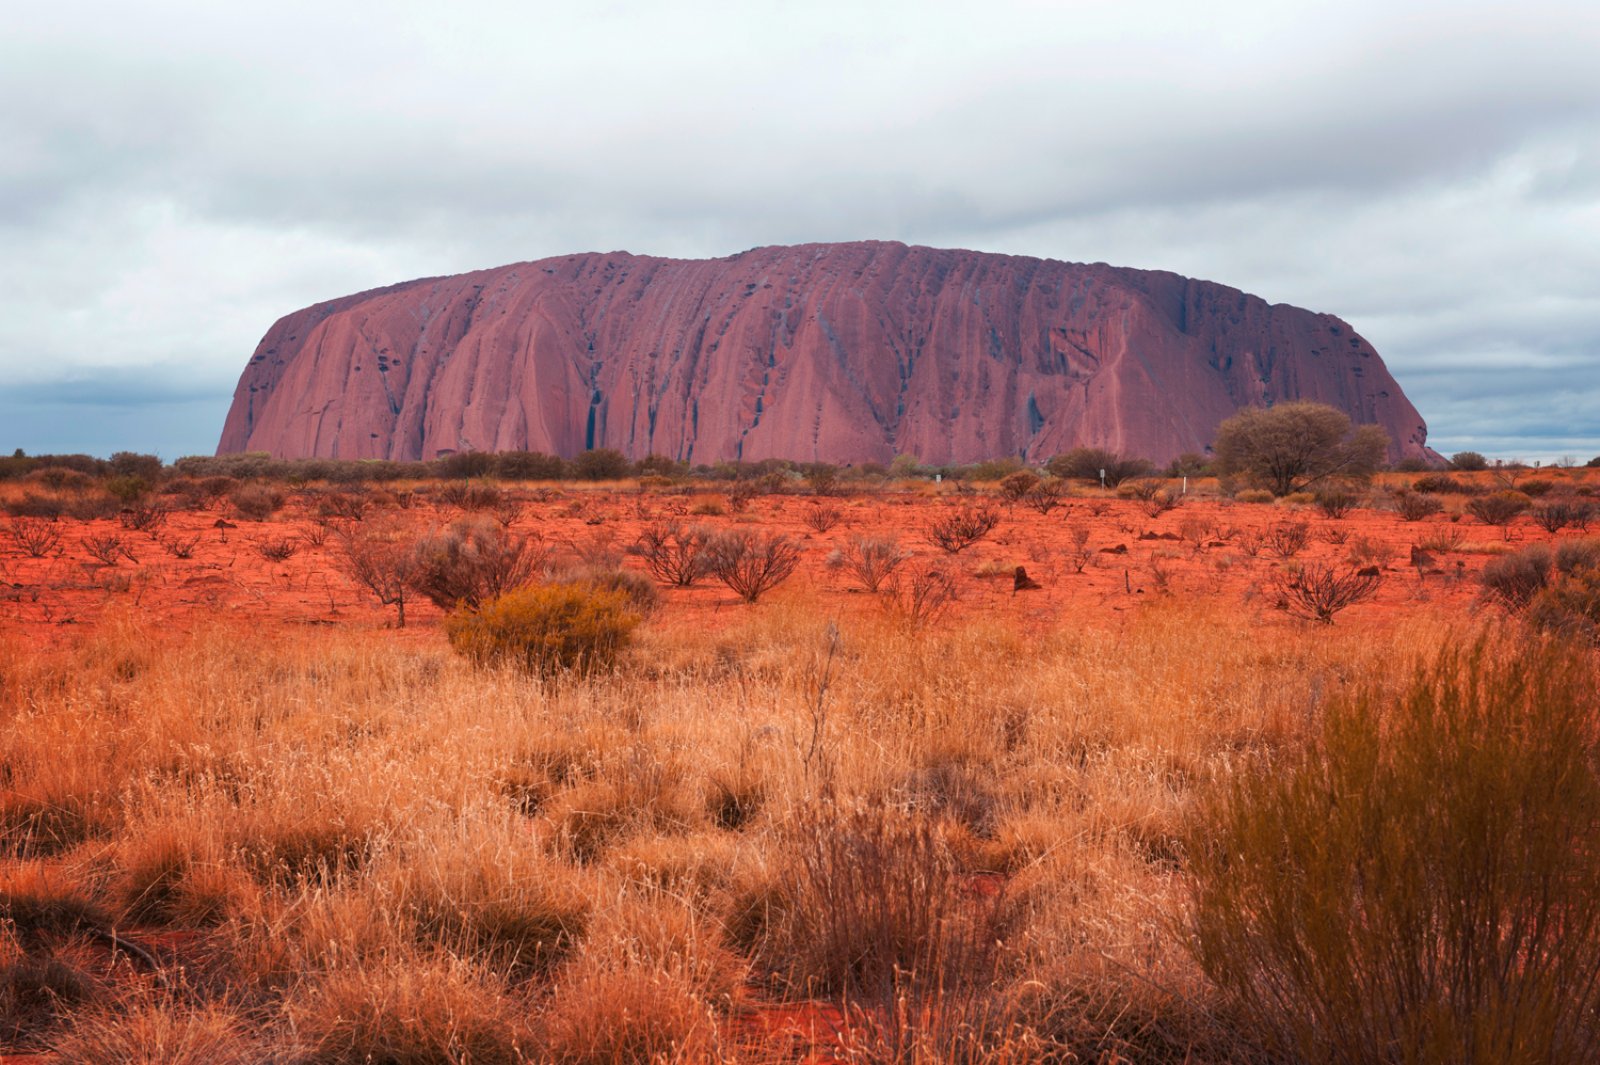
left=218, top=241, right=1431, bottom=466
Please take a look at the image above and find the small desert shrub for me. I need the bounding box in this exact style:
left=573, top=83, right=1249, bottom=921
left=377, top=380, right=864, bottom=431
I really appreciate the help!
left=314, top=490, right=370, bottom=523
left=705, top=529, right=802, bottom=602
left=1468, top=490, right=1531, bottom=529
left=1313, top=488, right=1359, bottom=519
left=998, top=470, right=1042, bottom=502
left=118, top=500, right=169, bottom=534
left=631, top=523, right=711, bottom=586
left=1527, top=566, right=1600, bottom=644
left=1233, top=488, right=1275, bottom=504
left=1412, top=473, right=1478, bottom=495
left=6, top=516, right=62, bottom=558
left=1280, top=490, right=1316, bottom=506
left=438, top=479, right=504, bottom=511
left=334, top=521, right=417, bottom=626
left=82, top=533, right=133, bottom=566
left=1533, top=499, right=1592, bottom=533
left=445, top=583, right=640, bottom=674
left=1022, top=477, right=1067, bottom=514
left=1263, top=521, right=1310, bottom=559
left=1395, top=491, right=1444, bottom=521
left=880, top=566, right=960, bottom=626
left=841, top=534, right=911, bottom=593
left=925, top=507, right=1001, bottom=554
left=1187, top=635, right=1600, bottom=1065
left=802, top=502, right=843, bottom=533
left=1275, top=563, right=1382, bottom=624
left=228, top=483, right=283, bottom=521
left=1521, top=478, right=1556, bottom=498
left=1480, top=544, right=1553, bottom=609
left=254, top=536, right=299, bottom=563
left=688, top=496, right=725, bottom=517
left=408, top=517, right=548, bottom=609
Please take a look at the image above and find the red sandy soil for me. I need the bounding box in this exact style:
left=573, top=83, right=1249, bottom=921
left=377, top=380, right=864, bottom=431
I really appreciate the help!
left=0, top=476, right=1589, bottom=644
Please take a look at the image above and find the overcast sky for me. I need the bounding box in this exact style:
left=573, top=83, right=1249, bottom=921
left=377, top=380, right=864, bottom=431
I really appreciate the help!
left=3, top=0, right=1598, bottom=462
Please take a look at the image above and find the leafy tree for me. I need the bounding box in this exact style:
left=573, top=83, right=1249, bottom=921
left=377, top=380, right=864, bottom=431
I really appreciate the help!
left=1212, top=402, right=1387, bottom=497
left=1450, top=450, right=1489, bottom=471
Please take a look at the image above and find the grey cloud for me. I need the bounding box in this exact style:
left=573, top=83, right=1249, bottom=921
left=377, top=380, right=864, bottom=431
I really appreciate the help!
left=2, top=0, right=1599, bottom=458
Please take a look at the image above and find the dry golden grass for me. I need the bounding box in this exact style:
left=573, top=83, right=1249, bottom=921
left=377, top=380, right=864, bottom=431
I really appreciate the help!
left=0, top=591, right=1496, bottom=1060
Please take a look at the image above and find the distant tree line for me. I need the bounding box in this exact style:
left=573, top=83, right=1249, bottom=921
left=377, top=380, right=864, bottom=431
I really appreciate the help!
left=4, top=408, right=1596, bottom=493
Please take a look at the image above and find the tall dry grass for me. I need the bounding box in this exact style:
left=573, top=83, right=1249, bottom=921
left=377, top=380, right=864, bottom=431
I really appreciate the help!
left=0, top=595, right=1490, bottom=1060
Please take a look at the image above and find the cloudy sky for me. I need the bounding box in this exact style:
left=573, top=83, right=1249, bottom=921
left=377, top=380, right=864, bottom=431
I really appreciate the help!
left=3, top=0, right=1598, bottom=461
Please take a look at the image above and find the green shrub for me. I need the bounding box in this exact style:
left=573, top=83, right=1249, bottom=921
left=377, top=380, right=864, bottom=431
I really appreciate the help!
left=1187, top=635, right=1600, bottom=1064
left=445, top=584, right=640, bottom=674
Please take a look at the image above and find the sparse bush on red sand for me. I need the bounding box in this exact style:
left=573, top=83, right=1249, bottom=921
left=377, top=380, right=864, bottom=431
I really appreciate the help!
left=407, top=516, right=548, bottom=609
left=706, top=528, right=802, bottom=602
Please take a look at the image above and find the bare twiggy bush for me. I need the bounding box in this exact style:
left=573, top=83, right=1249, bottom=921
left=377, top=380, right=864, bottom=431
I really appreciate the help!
left=842, top=534, right=911, bottom=593
left=803, top=502, right=844, bottom=533
left=438, top=479, right=504, bottom=511
left=1235, top=527, right=1265, bottom=557
left=1128, top=480, right=1181, bottom=517
left=1188, top=636, right=1600, bottom=1065
left=706, top=529, right=802, bottom=602
left=6, top=516, right=62, bottom=558
left=408, top=517, right=548, bottom=609
left=881, top=566, right=959, bottom=625
left=334, top=521, right=417, bottom=626
left=83, top=533, right=134, bottom=566
left=1263, top=521, right=1310, bottom=559
left=631, top=522, right=711, bottom=586
left=1022, top=477, right=1067, bottom=515
left=1395, top=491, right=1444, bottom=522
left=161, top=534, right=202, bottom=559
left=1417, top=525, right=1467, bottom=553
left=1346, top=535, right=1396, bottom=569
left=926, top=507, right=1001, bottom=554
left=1064, top=525, right=1094, bottom=573
left=255, top=536, right=299, bottom=563
left=1533, top=499, right=1590, bottom=533
left=118, top=500, right=169, bottom=534
left=315, top=490, right=369, bottom=523
left=1275, top=563, right=1382, bottom=623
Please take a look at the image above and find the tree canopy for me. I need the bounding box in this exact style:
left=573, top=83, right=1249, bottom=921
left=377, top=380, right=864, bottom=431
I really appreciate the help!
left=1212, top=402, right=1388, bottom=496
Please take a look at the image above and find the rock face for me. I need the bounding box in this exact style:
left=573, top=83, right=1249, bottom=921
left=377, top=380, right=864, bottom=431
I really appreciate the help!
left=218, top=241, right=1431, bottom=466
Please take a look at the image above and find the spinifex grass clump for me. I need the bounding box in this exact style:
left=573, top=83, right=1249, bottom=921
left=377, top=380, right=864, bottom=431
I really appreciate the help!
left=1186, top=633, right=1600, bottom=1065
left=445, top=583, right=640, bottom=674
